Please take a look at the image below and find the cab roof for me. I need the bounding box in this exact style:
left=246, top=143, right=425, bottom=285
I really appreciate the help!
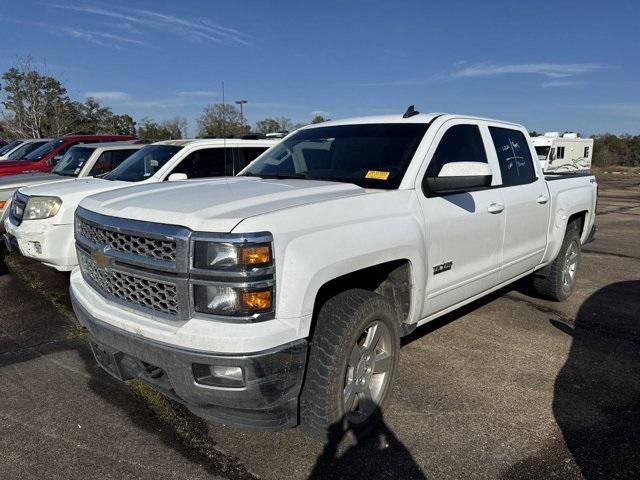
left=311, top=112, right=523, bottom=129
left=153, top=138, right=279, bottom=147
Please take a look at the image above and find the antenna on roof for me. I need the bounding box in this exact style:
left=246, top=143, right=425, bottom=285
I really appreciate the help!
left=403, top=105, right=419, bottom=118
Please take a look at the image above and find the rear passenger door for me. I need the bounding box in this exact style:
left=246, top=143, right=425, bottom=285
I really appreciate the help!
left=486, top=126, right=549, bottom=281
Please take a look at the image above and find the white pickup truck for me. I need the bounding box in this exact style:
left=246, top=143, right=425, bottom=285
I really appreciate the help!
left=4, top=139, right=276, bottom=270
left=69, top=111, right=597, bottom=440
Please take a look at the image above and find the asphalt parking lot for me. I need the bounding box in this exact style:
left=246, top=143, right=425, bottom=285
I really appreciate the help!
left=1, top=173, right=639, bottom=480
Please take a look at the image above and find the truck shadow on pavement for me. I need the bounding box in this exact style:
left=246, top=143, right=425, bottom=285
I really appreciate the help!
left=501, top=280, right=640, bottom=479
left=308, top=408, right=426, bottom=480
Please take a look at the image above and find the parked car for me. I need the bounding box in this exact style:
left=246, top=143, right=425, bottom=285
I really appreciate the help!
left=62, top=111, right=598, bottom=439
left=2, top=139, right=52, bottom=161
left=4, top=138, right=277, bottom=270
left=0, top=134, right=136, bottom=177
left=0, top=142, right=146, bottom=234
left=0, top=139, right=28, bottom=160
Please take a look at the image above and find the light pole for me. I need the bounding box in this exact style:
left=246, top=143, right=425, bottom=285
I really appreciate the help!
left=235, top=99, right=248, bottom=125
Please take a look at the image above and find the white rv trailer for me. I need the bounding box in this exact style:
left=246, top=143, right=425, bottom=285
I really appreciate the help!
left=531, top=132, right=594, bottom=173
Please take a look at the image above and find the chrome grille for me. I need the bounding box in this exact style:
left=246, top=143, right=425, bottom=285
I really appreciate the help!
left=79, top=251, right=178, bottom=315
left=76, top=218, right=176, bottom=262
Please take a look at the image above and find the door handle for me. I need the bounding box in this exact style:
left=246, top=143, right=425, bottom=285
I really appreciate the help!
left=487, top=202, right=504, bottom=214
left=537, top=195, right=549, bottom=204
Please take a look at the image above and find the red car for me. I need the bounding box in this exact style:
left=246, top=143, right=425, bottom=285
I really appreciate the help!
left=0, top=134, right=136, bottom=177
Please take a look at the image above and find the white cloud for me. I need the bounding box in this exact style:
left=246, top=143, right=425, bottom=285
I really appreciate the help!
left=177, top=90, right=218, bottom=97
left=582, top=103, right=640, bottom=118
left=84, top=91, right=131, bottom=101
left=60, top=28, right=146, bottom=46
left=453, top=62, right=606, bottom=79
left=311, top=110, right=331, bottom=117
left=542, top=80, right=583, bottom=88
left=44, top=2, right=253, bottom=46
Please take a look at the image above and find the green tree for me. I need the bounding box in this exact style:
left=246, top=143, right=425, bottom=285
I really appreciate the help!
left=137, top=116, right=186, bottom=140
left=197, top=104, right=248, bottom=137
left=0, top=60, right=71, bottom=138
left=311, top=114, right=327, bottom=124
left=255, top=117, right=281, bottom=134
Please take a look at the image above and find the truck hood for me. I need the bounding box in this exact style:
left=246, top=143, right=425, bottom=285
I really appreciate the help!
left=81, top=177, right=368, bottom=232
left=20, top=177, right=130, bottom=225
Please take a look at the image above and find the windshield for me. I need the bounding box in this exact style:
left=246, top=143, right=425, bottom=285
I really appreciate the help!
left=104, top=145, right=183, bottom=182
left=52, top=146, right=96, bottom=177
left=0, top=140, right=23, bottom=156
left=535, top=146, right=550, bottom=161
left=241, top=123, right=429, bottom=189
left=24, top=139, right=64, bottom=161
left=6, top=141, right=48, bottom=161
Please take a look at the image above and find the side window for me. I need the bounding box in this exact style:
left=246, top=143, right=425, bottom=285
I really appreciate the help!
left=583, top=146, right=589, bottom=158
left=557, top=146, right=565, bottom=159
left=489, top=127, right=536, bottom=187
left=426, top=124, right=487, bottom=177
left=234, top=147, right=268, bottom=174
left=170, top=148, right=232, bottom=179
left=89, top=149, right=137, bottom=176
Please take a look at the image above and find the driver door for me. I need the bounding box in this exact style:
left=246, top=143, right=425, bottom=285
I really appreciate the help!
left=416, top=120, right=505, bottom=316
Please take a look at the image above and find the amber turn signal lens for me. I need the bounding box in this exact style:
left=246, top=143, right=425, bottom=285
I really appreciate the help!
left=239, top=244, right=271, bottom=266
left=241, top=290, right=272, bottom=311
left=0, top=201, right=5, bottom=209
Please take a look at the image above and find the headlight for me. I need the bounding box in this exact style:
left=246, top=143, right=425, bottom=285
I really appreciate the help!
left=193, top=241, right=272, bottom=271
left=193, top=284, right=273, bottom=316
left=23, top=196, right=62, bottom=220
left=190, top=234, right=275, bottom=320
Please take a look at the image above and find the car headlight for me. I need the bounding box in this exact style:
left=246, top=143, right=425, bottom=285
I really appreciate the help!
left=193, top=284, right=273, bottom=316
left=193, top=241, right=272, bottom=271
left=191, top=235, right=274, bottom=319
left=23, top=196, right=62, bottom=220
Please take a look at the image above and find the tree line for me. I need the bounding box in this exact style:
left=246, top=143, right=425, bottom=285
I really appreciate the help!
left=0, top=61, right=327, bottom=142
left=2, top=61, right=637, bottom=166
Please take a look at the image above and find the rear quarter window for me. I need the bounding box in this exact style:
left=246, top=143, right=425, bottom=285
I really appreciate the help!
left=489, top=127, right=536, bottom=187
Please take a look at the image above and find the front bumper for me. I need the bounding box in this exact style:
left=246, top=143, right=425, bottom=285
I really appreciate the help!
left=71, top=291, right=308, bottom=431
left=3, top=216, right=77, bottom=271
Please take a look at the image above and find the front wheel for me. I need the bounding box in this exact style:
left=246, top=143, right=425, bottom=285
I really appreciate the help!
left=299, top=289, right=400, bottom=441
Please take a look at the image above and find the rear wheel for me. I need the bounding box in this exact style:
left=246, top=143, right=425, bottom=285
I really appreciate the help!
left=532, top=220, right=582, bottom=301
left=299, top=289, right=400, bottom=441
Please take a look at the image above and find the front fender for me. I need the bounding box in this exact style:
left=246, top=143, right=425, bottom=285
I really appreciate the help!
left=276, top=215, right=426, bottom=338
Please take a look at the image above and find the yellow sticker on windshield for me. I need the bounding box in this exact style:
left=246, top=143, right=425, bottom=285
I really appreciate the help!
left=365, top=170, right=390, bottom=180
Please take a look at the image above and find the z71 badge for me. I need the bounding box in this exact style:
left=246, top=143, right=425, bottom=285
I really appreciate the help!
left=433, top=261, right=453, bottom=275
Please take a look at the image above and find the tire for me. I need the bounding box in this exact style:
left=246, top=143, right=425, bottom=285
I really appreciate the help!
left=532, top=220, right=582, bottom=301
left=299, top=289, right=400, bottom=442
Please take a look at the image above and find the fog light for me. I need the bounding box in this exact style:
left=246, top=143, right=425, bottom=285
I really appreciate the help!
left=192, top=363, right=244, bottom=388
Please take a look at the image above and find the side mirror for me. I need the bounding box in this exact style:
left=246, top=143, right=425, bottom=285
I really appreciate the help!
left=168, top=173, right=188, bottom=181
left=51, top=155, right=63, bottom=165
left=423, top=161, right=492, bottom=196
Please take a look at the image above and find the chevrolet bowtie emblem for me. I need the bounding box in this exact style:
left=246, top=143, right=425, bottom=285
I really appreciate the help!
left=91, top=247, right=113, bottom=268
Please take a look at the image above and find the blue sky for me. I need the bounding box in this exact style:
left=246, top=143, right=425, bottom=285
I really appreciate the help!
left=1, top=0, right=639, bottom=135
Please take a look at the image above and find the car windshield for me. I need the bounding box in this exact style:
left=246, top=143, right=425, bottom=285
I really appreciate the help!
left=6, top=141, right=48, bottom=161
left=241, top=123, right=429, bottom=189
left=0, top=140, right=23, bottom=156
left=52, top=146, right=96, bottom=177
left=104, top=145, right=183, bottom=182
left=24, top=139, right=64, bottom=161
left=535, top=146, right=551, bottom=161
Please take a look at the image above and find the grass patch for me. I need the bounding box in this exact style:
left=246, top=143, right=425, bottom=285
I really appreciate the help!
left=127, top=381, right=257, bottom=480
left=3, top=249, right=255, bottom=479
